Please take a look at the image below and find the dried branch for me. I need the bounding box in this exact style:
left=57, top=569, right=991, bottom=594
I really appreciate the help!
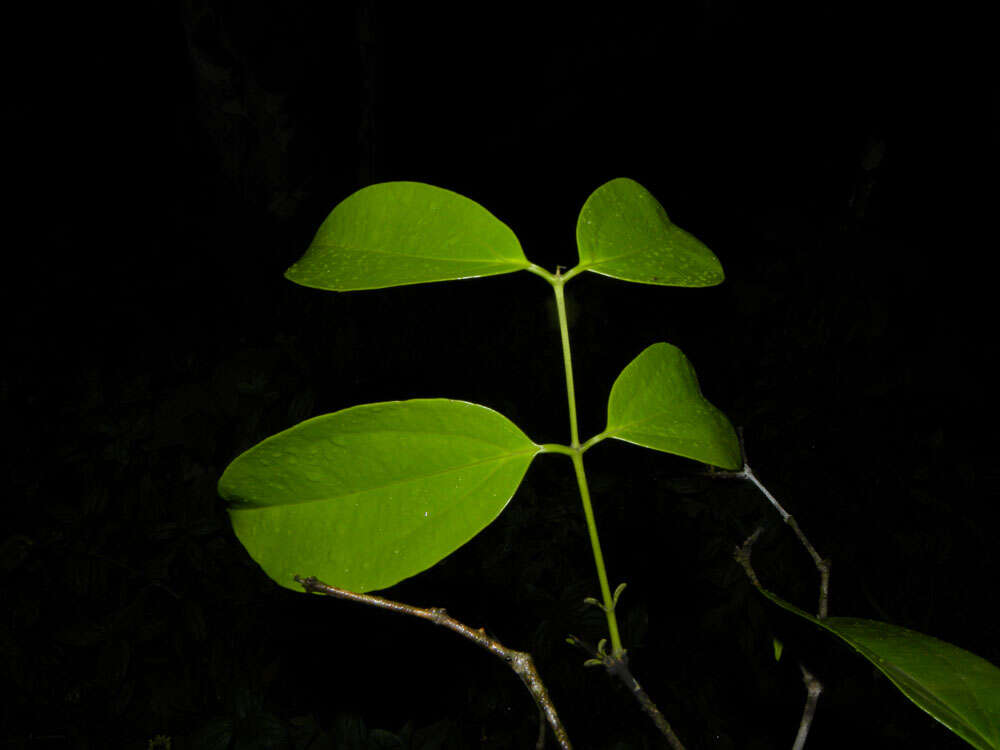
left=566, top=635, right=686, bottom=750
left=791, top=663, right=823, bottom=750
left=733, top=526, right=764, bottom=588
left=708, top=460, right=831, bottom=619
left=295, top=576, right=571, bottom=749
left=735, top=529, right=825, bottom=750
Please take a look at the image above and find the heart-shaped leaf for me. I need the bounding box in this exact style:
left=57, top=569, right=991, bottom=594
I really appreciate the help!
left=760, top=589, right=1000, bottom=749
left=285, top=182, right=530, bottom=291
left=219, top=399, right=540, bottom=593
left=599, top=342, right=741, bottom=469
left=576, top=177, right=724, bottom=287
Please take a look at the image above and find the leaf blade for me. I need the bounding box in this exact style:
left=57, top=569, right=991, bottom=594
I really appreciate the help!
left=604, top=342, right=741, bottom=470
left=760, top=590, right=1000, bottom=749
left=219, top=399, right=540, bottom=593
left=576, top=178, right=724, bottom=287
left=285, top=182, right=529, bottom=291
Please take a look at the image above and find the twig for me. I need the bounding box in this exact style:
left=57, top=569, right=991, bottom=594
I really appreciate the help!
left=791, top=662, right=823, bottom=750
left=708, top=461, right=831, bottom=619
left=732, top=526, right=764, bottom=588
left=295, top=576, right=571, bottom=749
left=714, top=431, right=831, bottom=749
left=743, top=465, right=830, bottom=619
left=566, top=636, right=686, bottom=750
left=735, top=529, right=825, bottom=750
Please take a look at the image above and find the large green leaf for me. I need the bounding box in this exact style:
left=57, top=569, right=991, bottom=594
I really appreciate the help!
left=760, top=589, right=1000, bottom=749
left=575, top=177, right=724, bottom=287
left=599, top=342, right=741, bottom=470
left=285, top=182, right=530, bottom=291
left=219, top=399, right=540, bottom=593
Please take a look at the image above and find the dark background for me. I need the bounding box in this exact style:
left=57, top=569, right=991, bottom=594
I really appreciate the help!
left=3, top=2, right=995, bottom=748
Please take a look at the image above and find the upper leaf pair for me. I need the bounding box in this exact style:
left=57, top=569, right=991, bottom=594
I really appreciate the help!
left=286, top=178, right=723, bottom=291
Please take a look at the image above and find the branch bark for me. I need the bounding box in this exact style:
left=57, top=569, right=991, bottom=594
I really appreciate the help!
left=295, top=576, right=572, bottom=749
left=734, top=530, right=825, bottom=750
left=710, top=432, right=829, bottom=750
left=708, top=458, right=831, bottom=620
left=792, top=663, right=823, bottom=750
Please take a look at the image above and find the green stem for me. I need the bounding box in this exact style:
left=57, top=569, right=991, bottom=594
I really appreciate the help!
left=552, top=279, right=580, bottom=449
left=572, top=451, right=624, bottom=656
left=551, top=271, right=625, bottom=657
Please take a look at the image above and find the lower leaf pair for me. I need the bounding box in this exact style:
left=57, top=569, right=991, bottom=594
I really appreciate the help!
left=219, top=343, right=738, bottom=594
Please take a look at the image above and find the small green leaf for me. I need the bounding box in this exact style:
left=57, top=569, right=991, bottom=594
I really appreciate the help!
left=286, top=181, right=530, bottom=291
left=576, top=177, right=724, bottom=287
left=584, top=596, right=605, bottom=612
left=760, top=589, right=1000, bottom=749
left=219, top=399, right=540, bottom=593
left=772, top=636, right=784, bottom=662
left=612, top=582, right=627, bottom=608
left=601, top=343, right=741, bottom=470
left=583, top=659, right=603, bottom=668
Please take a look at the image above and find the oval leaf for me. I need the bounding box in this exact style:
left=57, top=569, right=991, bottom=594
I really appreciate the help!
left=602, top=343, right=741, bottom=469
left=219, top=399, right=540, bottom=593
left=760, top=589, right=1000, bottom=749
left=286, top=182, right=530, bottom=291
left=576, top=177, right=724, bottom=287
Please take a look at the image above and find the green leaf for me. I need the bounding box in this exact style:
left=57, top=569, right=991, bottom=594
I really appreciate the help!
left=601, top=343, right=741, bottom=470
left=761, top=589, right=1000, bottom=749
left=576, top=177, right=724, bottom=287
left=285, top=181, right=530, bottom=291
left=219, top=399, right=540, bottom=593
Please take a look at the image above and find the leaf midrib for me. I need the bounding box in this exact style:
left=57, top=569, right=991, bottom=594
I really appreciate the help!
left=608, top=404, right=704, bottom=438
left=311, top=238, right=527, bottom=266
left=293, top=427, right=535, bottom=454
left=232, top=445, right=539, bottom=509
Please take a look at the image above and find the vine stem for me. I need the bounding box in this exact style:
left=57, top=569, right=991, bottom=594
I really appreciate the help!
left=572, top=452, right=623, bottom=656
left=552, top=279, right=580, bottom=449
left=551, top=273, right=625, bottom=658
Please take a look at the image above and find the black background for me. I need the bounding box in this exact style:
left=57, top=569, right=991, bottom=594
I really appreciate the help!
left=3, top=2, right=995, bottom=749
